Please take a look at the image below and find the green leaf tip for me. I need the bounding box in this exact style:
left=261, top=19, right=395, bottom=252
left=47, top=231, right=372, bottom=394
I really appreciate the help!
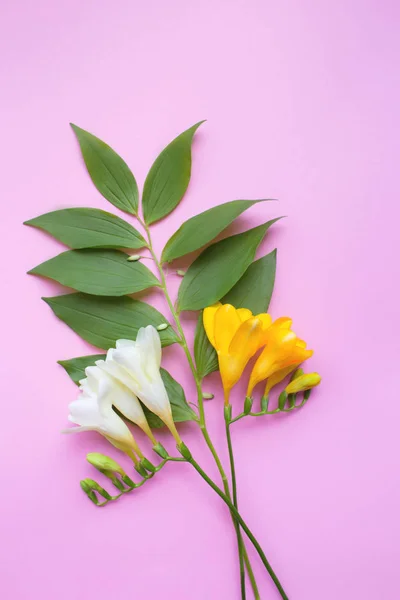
left=142, top=121, right=205, bottom=225
left=71, top=123, right=139, bottom=215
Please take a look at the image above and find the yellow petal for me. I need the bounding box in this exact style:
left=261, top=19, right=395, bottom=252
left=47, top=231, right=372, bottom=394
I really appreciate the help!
left=247, top=345, right=275, bottom=396
left=247, top=329, right=297, bottom=396
left=255, top=313, right=272, bottom=331
left=237, top=308, right=253, bottom=322
left=296, top=338, right=307, bottom=349
left=268, top=328, right=297, bottom=360
left=264, top=364, right=298, bottom=394
left=277, top=346, right=313, bottom=370
left=203, top=303, right=221, bottom=348
left=229, top=317, right=263, bottom=360
left=214, top=304, right=241, bottom=353
left=273, top=317, right=292, bottom=329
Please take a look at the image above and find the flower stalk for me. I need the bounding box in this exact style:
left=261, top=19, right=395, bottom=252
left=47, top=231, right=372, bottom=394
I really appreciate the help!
left=137, top=216, right=260, bottom=599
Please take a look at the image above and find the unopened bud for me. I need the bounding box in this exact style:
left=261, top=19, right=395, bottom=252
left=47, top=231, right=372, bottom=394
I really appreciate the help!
left=127, top=254, right=141, bottom=261
left=157, top=323, right=169, bottom=331
left=243, top=396, right=253, bottom=415
left=278, top=391, right=288, bottom=411
left=176, top=270, right=186, bottom=277
left=285, top=373, right=321, bottom=395
left=87, top=452, right=126, bottom=476
left=224, top=404, right=232, bottom=422
left=202, top=392, right=214, bottom=400
left=260, top=395, right=269, bottom=412
left=80, top=478, right=112, bottom=502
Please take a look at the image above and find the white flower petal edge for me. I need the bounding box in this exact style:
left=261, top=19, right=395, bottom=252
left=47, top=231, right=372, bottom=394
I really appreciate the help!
left=97, top=325, right=181, bottom=443
left=63, top=367, right=142, bottom=458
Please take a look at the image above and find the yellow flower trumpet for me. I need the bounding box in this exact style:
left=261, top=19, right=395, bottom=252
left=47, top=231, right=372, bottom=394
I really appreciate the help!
left=203, top=303, right=271, bottom=404
left=247, top=318, right=313, bottom=397
left=285, top=372, right=321, bottom=394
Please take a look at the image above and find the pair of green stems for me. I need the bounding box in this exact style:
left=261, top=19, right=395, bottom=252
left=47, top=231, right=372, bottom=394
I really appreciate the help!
left=139, top=218, right=288, bottom=600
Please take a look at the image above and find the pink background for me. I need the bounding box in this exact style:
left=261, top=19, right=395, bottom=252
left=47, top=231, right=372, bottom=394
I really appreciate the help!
left=1, top=1, right=399, bottom=598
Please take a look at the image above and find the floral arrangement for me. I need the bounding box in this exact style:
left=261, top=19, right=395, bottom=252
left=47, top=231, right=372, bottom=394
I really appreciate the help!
left=25, top=122, right=321, bottom=599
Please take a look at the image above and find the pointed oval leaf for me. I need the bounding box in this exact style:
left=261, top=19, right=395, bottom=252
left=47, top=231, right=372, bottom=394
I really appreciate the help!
left=58, top=354, right=106, bottom=383
left=71, top=124, right=138, bottom=215
left=24, top=208, right=146, bottom=250
left=161, top=199, right=272, bottom=263
left=43, top=293, right=179, bottom=349
left=223, top=249, right=277, bottom=313
left=29, top=249, right=160, bottom=296
left=59, top=356, right=196, bottom=427
left=194, top=313, right=219, bottom=379
left=177, top=218, right=282, bottom=311
left=142, top=121, right=204, bottom=225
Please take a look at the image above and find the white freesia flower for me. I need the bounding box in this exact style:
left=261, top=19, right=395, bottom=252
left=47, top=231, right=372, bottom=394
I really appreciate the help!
left=97, top=325, right=181, bottom=443
left=63, top=367, right=143, bottom=460
left=82, top=366, right=156, bottom=444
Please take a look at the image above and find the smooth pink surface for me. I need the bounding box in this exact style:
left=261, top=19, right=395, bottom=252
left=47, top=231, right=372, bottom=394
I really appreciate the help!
left=1, top=1, right=399, bottom=598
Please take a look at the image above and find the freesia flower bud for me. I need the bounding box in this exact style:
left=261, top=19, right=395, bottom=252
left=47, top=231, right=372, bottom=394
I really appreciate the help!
left=260, top=395, right=269, bottom=412
left=127, top=254, right=141, bottom=261
left=80, top=478, right=112, bottom=502
left=278, top=391, right=288, bottom=411
left=156, top=323, right=169, bottom=331
left=243, top=396, right=253, bottom=415
left=87, top=452, right=126, bottom=476
left=285, top=373, right=321, bottom=394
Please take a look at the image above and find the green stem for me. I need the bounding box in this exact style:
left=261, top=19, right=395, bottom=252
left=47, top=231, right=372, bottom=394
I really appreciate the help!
left=225, top=412, right=260, bottom=599
left=187, top=454, right=289, bottom=600
left=139, top=217, right=258, bottom=598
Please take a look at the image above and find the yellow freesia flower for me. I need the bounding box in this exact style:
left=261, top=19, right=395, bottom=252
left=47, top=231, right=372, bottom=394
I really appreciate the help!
left=247, top=318, right=313, bottom=397
left=285, top=372, right=321, bottom=394
left=203, top=303, right=271, bottom=404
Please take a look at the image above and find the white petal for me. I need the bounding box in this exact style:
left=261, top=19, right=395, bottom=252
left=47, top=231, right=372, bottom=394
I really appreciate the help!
left=135, top=373, right=172, bottom=421
left=116, top=339, right=136, bottom=348
left=68, top=394, right=103, bottom=427
left=101, top=406, right=135, bottom=447
left=136, top=326, right=161, bottom=371
left=110, top=380, right=148, bottom=428
left=97, top=359, right=140, bottom=395
left=62, top=425, right=97, bottom=434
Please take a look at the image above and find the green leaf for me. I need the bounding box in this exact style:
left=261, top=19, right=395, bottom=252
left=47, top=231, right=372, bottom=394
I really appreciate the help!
left=29, top=249, right=160, bottom=296
left=71, top=124, right=138, bottom=215
left=43, top=293, right=179, bottom=349
left=58, top=354, right=106, bottom=383
left=223, top=249, right=277, bottom=313
left=142, top=121, right=204, bottom=225
left=161, top=199, right=271, bottom=263
left=194, top=313, right=218, bottom=379
left=177, top=218, right=282, bottom=311
left=59, top=357, right=196, bottom=428
left=144, top=369, right=197, bottom=428
left=24, top=208, right=146, bottom=250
